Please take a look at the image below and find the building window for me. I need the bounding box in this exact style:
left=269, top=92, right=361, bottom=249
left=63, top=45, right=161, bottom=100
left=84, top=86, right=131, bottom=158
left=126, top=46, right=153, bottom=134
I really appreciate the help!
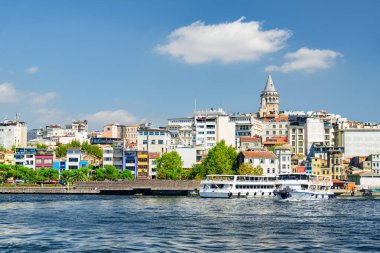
left=143, top=140, right=147, bottom=144
left=151, top=140, right=156, bottom=144
left=69, top=158, right=79, bottom=162
left=44, top=159, right=53, bottom=164
left=158, top=140, right=164, bottom=145
left=35, top=159, right=42, bottom=164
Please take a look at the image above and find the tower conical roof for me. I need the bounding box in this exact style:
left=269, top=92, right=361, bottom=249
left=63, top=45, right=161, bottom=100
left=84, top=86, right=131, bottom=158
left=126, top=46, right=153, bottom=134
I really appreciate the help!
left=263, top=75, right=277, bottom=92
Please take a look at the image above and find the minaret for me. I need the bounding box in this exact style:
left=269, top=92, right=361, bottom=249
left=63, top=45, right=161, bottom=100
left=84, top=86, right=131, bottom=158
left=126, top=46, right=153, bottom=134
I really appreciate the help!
left=258, top=74, right=279, bottom=117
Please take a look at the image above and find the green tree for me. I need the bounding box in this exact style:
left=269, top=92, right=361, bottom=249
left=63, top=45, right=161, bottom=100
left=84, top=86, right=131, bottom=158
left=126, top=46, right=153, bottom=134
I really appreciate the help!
left=237, top=163, right=264, bottom=176
left=268, top=143, right=285, bottom=152
left=61, top=170, right=74, bottom=186
left=237, top=163, right=255, bottom=175
left=93, top=168, right=106, bottom=181
left=156, top=151, right=183, bottom=180
left=190, top=141, right=238, bottom=179
left=71, top=169, right=88, bottom=182
left=36, top=143, right=48, bottom=149
left=104, top=165, right=120, bottom=180
left=55, top=144, right=68, bottom=158
left=253, top=165, right=263, bottom=176
left=38, top=168, right=59, bottom=181
left=121, top=169, right=134, bottom=180
left=68, top=140, right=81, bottom=148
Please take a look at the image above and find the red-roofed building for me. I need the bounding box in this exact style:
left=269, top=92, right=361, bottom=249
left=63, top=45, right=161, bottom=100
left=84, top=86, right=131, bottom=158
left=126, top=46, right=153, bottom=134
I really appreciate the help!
left=239, top=137, right=262, bottom=151
left=238, top=151, right=279, bottom=176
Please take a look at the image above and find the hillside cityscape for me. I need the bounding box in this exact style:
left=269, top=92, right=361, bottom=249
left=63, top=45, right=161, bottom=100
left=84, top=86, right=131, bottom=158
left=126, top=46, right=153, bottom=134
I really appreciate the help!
left=1, top=74, right=379, bottom=185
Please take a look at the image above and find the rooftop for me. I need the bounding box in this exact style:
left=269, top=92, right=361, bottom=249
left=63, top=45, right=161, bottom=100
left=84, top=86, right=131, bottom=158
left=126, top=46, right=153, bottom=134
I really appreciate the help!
left=242, top=151, right=277, bottom=159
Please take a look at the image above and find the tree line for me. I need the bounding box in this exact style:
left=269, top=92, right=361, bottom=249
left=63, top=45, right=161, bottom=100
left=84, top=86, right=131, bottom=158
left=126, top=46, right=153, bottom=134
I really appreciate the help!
left=156, top=140, right=263, bottom=180
left=55, top=140, right=103, bottom=159
left=0, top=164, right=134, bottom=186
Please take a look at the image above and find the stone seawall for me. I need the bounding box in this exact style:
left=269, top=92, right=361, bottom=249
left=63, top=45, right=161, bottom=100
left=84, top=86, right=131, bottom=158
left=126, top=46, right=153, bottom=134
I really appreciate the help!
left=0, top=180, right=201, bottom=196
left=0, top=187, right=99, bottom=194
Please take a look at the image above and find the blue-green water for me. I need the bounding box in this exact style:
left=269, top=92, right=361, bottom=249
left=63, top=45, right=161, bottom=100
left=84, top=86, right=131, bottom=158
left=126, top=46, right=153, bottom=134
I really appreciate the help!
left=0, top=195, right=379, bottom=252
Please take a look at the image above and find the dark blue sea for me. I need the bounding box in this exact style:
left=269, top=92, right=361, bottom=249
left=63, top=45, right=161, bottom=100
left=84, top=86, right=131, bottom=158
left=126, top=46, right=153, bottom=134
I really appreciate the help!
left=0, top=195, right=379, bottom=252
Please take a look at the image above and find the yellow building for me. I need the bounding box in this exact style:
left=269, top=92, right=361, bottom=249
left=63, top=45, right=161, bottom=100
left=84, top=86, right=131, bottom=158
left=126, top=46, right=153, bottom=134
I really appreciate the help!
left=137, top=151, right=149, bottom=179
left=0, top=151, right=15, bottom=165
left=327, top=150, right=344, bottom=180
left=311, top=157, right=330, bottom=176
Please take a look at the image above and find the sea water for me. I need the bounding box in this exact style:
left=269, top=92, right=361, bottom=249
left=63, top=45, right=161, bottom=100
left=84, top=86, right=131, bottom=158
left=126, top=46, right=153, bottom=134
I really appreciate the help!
left=0, top=195, right=379, bottom=252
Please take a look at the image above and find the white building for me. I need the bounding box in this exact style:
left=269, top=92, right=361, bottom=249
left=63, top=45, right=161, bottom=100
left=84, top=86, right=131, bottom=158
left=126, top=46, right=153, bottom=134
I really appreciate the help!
left=349, top=173, right=380, bottom=188
left=229, top=113, right=263, bottom=148
left=239, top=151, right=279, bottom=176
left=336, top=129, right=380, bottom=157
left=305, top=118, right=325, bottom=156
left=66, top=148, right=82, bottom=170
left=137, top=128, right=172, bottom=153
left=262, top=118, right=289, bottom=141
left=367, top=154, right=380, bottom=174
left=167, top=118, right=194, bottom=147
left=194, top=109, right=235, bottom=149
left=102, top=146, right=113, bottom=167
left=175, top=147, right=197, bottom=169
left=274, top=146, right=292, bottom=174
left=288, top=124, right=305, bottom=155
left=0, top=120, right=27, bottom=149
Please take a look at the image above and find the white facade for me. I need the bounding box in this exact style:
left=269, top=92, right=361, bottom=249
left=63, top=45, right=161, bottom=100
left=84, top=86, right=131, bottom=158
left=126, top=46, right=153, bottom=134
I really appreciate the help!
left=216, top=116, right=235, bottom=147
left=305, top=118, right=325, bottom=156
left=229, top=114, right=263, bottom=148
left=262, top=120, right=289, bottom=141
left=288, top=125, right=305, bottom=155
left=274, top=147, right=292, bottom=174
left=0, top=120, right=27, bottom=149
left=102, top=146, right=113, bottom=167
left=14, top=153, right=35, bottom=169
left=137, top=129, right=172, bottom=153
left=175, top=147, right=197, bottom=169
left=337, top=129, right=380, bottom=157
left=194, top=109, right=235, bottom=149
left=66, top=148, right=82, bottom=170
left=367, top=154, right=380, bottom=174
left=241, top=151, right=279, bottom=176
left=167, top=118, right=194, bottom=147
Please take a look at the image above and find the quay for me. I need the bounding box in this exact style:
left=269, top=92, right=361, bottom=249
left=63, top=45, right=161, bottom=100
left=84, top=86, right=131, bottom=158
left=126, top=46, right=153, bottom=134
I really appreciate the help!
left=0, top=180, right=201, bottom=196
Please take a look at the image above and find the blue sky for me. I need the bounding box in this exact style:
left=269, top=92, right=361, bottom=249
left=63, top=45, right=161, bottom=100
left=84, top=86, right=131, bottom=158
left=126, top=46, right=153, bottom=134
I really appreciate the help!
left=0, top=0, right=379, bottom=130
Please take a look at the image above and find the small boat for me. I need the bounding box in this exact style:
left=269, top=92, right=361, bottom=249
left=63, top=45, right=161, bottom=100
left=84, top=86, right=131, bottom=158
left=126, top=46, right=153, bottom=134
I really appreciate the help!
left=199, top=174, right=276, bottom=198
left=273, top=173, right=335, bottom=201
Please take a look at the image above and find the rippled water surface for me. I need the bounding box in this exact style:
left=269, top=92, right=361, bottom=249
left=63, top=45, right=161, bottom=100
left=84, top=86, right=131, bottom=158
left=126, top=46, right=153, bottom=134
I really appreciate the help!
left=0, top=195, right=379, bottom=252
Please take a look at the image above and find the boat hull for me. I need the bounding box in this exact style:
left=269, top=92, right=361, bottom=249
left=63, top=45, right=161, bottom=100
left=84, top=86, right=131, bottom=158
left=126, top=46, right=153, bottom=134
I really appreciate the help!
left=274, top=190, right=335, bottom=201
left=199, top=190, right=275, bottom=198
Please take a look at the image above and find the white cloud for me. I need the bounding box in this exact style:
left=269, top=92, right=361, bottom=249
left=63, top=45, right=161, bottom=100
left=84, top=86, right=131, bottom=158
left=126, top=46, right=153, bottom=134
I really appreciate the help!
left=26, top=66, right=39, bottom=75
left=0, top=83, right=19, bottom=103
left=0, top=83, right=56, bottom=105
left=29, top=92, right=57, bottom=105
left=266, top=47, right=342, bottom=73
left=86, top=110, right=136, bottom=127
left=156, top=17, right=291, bottom=64
left=31, top=107, right=66, bottom=124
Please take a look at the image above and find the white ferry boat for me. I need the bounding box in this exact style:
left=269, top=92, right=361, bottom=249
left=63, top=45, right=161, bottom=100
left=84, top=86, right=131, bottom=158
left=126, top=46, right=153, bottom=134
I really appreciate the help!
left=273, top=173, right=335, bottom=201
left=199, top=175, right=276, bottom=198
